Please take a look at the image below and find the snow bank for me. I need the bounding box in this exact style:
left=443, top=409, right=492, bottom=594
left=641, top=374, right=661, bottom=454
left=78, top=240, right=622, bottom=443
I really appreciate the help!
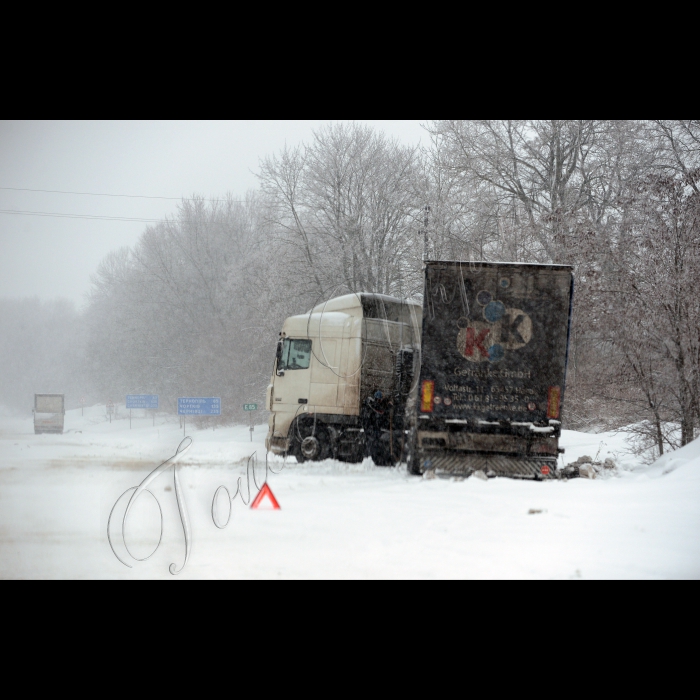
left=1, top=408, right=699, bottom=579
left=644, top=436, right=700, bottom=480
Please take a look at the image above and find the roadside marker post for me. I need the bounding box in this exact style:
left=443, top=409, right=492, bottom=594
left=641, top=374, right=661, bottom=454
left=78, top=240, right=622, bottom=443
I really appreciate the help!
left=178, top=398, right=221, bottom=436
left=107, top=400, right=114, bottom=424
left=244, top=403, right=258, bottom=442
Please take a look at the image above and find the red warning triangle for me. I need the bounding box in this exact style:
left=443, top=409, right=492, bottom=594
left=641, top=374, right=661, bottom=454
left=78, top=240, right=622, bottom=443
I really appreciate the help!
left=250, top=483, right=281, bottom=510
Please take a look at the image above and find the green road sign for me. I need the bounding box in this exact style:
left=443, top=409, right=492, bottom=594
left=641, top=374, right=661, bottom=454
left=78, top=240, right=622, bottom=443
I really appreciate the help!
left=243, top=404, right=258, bottom=411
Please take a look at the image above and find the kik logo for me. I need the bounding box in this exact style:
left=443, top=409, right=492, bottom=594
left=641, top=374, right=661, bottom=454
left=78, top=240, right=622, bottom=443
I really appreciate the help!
left=457, top=293, right=533, bottom=363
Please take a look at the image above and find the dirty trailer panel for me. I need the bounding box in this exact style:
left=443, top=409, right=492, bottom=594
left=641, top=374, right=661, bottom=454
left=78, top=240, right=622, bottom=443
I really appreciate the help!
left=410, top=262, right=573, bottom=478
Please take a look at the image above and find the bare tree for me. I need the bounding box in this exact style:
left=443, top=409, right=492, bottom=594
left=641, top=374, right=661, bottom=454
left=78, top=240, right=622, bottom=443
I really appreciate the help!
left=85, top=193, right=282, bottom=421
left=585, top=170, right=700, bottom=451
left=426, top=120, right=648, bottom=264
left=259, top=123, right=422, bottom=301
left=649, top=120, right=700, bottom=191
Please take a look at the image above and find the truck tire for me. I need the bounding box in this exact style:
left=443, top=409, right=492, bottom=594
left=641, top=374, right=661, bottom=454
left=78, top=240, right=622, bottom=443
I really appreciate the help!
left=368, top=431, right=403, bottom=467
left=369, top=442, right=395, bottom=467
left=407, top=454, right=421, bottom=475
left=292, top=420, right=331, bottom=462
left=406, top=428, right=421, bottom=475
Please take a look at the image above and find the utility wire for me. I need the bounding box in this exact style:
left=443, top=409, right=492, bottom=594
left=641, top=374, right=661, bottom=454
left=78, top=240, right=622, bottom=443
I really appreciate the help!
left=0, top=186, right=245, bottom=203
left=0, top=209, right=173, bottom=223
left=0, top=207, right=251, bottom=224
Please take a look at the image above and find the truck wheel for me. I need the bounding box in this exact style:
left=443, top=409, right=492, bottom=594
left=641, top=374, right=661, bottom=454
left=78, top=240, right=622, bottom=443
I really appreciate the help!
left=297, top=427, right=330, bottom=462
left=373, top=451, right=396, bottom=467
left=366, top=431, right=400, bottom=467
left=406, top=429, right=421, bottom=475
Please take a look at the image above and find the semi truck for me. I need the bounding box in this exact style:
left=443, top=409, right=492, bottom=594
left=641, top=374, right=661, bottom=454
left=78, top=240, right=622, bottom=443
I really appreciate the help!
left=265, top=293, right=422, bottom=465
left=33, top=394, right=65, bottom=434
left=406, top=261, right=574, bottom=479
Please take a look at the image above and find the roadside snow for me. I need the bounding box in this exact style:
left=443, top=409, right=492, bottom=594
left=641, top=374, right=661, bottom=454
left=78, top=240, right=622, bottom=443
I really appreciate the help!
left=644, top=435, right=700, bottom=479
left=0, top=406, right=698, bottom=579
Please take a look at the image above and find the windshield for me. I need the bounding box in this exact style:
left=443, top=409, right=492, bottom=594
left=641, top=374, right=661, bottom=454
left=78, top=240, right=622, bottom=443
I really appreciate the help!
left=280, top=338, right=312, bottom=371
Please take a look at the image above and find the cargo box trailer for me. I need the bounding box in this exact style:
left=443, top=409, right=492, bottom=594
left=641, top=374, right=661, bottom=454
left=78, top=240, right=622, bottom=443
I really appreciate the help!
left=406, top=261, right=574, bottom=479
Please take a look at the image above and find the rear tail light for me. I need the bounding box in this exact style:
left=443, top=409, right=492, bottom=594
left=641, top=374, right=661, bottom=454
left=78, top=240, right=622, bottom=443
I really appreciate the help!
left=547, top=386, right=561, bottom=419
left=421, top=381, right=435, bottom=412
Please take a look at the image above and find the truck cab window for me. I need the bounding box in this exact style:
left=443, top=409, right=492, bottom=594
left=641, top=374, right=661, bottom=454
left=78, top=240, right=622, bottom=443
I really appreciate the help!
left=280, top=339, right=312, bottom=371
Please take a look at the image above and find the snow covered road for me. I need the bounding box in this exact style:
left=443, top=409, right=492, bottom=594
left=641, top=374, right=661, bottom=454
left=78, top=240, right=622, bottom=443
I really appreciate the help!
left=1, top=407, right=698, bottom=579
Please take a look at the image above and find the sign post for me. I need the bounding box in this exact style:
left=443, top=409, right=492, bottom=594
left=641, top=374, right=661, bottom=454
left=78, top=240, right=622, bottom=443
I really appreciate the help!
left=244, top=404, right=258, bottom=442
left=126, top=395, right=159, bottom=429
left=178, top=398, right=221, bottom=436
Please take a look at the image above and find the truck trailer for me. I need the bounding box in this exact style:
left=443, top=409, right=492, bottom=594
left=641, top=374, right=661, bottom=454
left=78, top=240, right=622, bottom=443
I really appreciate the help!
left=33, top=394, right=65, bottom=434
left=265, top=293, right=422, bottom=465
left=406, top=261, right=574, bottom=479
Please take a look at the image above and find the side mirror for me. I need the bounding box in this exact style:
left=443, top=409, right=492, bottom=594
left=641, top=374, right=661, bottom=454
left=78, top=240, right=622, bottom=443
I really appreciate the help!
left=276, top=341, right=285, bottom=376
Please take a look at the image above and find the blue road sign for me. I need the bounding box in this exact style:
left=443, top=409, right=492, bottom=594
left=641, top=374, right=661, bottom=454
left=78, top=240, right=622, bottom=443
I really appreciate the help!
left=178, top=397, right=221, bottom=416
left=126, top=394, right=159, bottom=410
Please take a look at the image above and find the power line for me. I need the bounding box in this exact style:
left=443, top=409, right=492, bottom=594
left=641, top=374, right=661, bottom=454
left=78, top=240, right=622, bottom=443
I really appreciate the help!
left=0, top=202, right=259, bottom=223
left=0, top=209, right=174, bottom=223
left=0, top=186, right=245, bottom=203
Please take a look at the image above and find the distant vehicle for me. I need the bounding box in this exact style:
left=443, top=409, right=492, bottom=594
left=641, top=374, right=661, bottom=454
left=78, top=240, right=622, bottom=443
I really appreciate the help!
left=34, top=394, right=65, bottom=434
left=406, top=261, right=574, bottom=479
left=265, top=294, right=422, bottom=465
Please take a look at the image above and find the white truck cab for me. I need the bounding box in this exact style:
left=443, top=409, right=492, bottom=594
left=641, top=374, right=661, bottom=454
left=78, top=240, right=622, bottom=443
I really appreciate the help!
left=266, top=293, right=421, bottom=464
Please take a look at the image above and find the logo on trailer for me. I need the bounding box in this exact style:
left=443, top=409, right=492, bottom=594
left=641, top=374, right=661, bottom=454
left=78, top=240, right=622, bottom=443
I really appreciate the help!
left=457, top=291, right=532, bottom=363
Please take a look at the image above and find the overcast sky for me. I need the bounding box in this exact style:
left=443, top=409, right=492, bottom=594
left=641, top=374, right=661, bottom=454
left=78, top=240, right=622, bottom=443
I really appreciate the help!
left=0, top=120, right=426, bottom=307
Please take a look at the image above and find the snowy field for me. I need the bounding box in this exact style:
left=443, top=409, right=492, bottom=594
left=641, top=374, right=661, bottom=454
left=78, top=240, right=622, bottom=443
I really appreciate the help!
left=0, top=405, right=699, bottom=579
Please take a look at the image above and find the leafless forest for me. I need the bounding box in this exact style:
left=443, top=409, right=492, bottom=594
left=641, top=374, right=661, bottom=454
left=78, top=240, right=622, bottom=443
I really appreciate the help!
left=1, top=121, right=698, bottom=457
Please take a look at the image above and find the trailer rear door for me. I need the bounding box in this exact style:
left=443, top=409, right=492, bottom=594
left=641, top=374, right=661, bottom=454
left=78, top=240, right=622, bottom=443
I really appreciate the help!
left=35, top=394, right=64, bottom=413
left=419, top=262, right=573, bottom=427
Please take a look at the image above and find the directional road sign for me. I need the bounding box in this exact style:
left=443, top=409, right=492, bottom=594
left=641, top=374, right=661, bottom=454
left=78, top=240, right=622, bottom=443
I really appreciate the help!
left=178, top=397, right=221, bottom=416
left=243, top=404, right=258, bottom=411
left=126, top=394, right=159, bottom=410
